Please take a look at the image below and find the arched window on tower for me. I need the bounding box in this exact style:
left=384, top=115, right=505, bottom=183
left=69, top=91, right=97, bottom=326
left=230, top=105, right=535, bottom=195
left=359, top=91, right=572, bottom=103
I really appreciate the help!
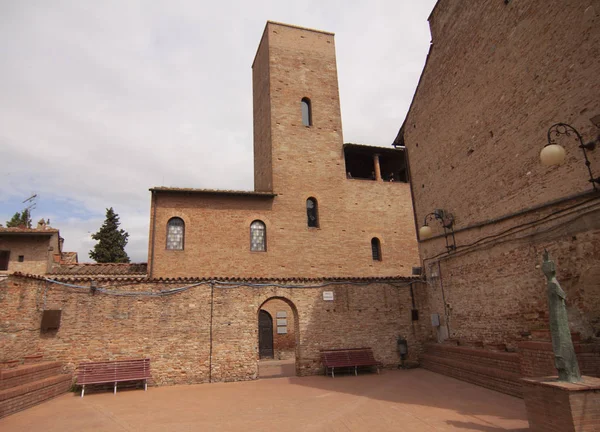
left=301, top=98, right=312, bottom=126
left=250, top=220, right=266, bottom=252
left=371, top=237, right=382, bottom=261
left=306, top=197, right=319, bottom=228
left=166, top=217, right=185, bottom=250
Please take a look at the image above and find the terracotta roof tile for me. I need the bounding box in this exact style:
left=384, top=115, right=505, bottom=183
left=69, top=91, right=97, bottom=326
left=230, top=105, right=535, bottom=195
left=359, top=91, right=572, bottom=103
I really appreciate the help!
left=0, top=227, right=58, bottom=235
left=149, top=187, right=276, bottom=197
left=49, top=263, right=147, bottom=276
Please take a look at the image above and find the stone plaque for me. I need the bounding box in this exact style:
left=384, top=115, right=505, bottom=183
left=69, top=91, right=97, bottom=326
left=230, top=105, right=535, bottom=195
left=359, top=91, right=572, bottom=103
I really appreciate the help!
left=323, top=291, right=334, bottom=301
left=276, top=311, right=287, bottom=318
left=277, top=319, right=287, bottom=326
left=277, top=326, right=287, bottom=334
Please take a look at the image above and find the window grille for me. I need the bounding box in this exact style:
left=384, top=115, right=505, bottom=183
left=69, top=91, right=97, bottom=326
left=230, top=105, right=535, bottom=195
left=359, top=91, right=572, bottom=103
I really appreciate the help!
left=371, top=238, right=382, bottom=261
left=166, top=218, right=185, bottom=250
left=250, top=220, right=266, bottom=252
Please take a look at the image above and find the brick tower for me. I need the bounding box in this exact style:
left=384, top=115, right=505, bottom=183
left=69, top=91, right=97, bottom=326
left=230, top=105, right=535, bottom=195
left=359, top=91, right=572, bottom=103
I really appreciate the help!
left=252, top=21, right=345, bottom=194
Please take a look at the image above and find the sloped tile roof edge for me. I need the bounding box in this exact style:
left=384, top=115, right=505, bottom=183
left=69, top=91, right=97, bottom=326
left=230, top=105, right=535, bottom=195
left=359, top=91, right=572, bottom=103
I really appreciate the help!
left=10, top=272, right=420, bottom=284
left=149, top=187, right=276, bottom=197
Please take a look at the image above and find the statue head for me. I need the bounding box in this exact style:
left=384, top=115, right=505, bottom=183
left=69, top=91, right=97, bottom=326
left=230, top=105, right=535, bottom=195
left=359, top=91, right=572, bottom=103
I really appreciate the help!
left=541, top=249, right=556, bottom=278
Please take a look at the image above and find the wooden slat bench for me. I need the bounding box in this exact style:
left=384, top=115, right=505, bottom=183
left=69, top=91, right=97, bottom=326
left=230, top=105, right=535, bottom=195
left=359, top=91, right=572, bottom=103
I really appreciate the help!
left=76, top=358, right=151, bottom=397
left=321, top=348, right=381, bottom=378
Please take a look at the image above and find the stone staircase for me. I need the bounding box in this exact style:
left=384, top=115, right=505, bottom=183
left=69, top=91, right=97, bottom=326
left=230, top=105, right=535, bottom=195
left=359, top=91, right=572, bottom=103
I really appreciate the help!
left=420, top=343, right=523, bottom=398
left=0, top=357, right=72, bottom=419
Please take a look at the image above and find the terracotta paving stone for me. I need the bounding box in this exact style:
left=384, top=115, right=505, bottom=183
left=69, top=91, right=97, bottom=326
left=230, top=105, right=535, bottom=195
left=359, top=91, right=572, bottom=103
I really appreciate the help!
left=0, top=369, right=528, bottom=431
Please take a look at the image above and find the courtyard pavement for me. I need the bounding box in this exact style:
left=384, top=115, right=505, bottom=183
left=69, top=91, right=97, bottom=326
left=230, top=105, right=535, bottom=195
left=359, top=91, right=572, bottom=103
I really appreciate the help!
left=1, top=369, right=529, bottom=431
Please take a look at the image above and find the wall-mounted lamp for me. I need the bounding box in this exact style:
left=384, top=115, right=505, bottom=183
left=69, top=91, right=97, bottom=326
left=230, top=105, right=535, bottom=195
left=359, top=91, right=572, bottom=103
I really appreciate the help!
left=419, top=209, right=456, bottom=252
left=540, top=123, right=600, bottom=190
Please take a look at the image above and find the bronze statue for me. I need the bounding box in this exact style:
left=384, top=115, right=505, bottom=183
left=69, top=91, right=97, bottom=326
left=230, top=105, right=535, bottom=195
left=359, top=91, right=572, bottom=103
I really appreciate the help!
left=541, top=250, right=581, bottom=383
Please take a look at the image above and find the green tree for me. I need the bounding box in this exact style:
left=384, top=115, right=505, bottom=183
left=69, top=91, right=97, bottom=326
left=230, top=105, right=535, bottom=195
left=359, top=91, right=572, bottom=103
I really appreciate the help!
left=89, top=208, right=130, bottom=263
left=6, top=208, right=32, bottom=228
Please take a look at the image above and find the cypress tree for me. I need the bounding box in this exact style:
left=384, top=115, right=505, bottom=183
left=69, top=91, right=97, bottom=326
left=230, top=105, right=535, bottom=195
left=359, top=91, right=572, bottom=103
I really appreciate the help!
left=89, top=208, right=130, bottom=263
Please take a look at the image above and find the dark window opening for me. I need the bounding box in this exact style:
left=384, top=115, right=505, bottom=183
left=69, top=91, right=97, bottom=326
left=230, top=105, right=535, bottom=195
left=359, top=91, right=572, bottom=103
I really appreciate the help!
left=0, top=250, right=9, bottom=270
left=166, top=217, right=185, bottom=250
left=343, top=144, right=408, bottom=182
left=371, top=238, right=382, bottom=261
left=301, top=98, right=312, bottom=126
left=306, top=197, right=319, bottom=228
left=379, top=152, right=408, bottom=182
left=18, top=255, right=24, bottom=262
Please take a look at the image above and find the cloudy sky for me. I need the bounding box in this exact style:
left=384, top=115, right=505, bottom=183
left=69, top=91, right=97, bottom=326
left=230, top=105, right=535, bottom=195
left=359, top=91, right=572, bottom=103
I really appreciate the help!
left=0, top=0, right=436, bottom=263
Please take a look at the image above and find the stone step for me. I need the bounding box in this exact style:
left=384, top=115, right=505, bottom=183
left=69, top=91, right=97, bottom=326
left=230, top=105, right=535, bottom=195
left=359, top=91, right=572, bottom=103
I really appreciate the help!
left=0, top=373, right=72, bottom=419
left=0, top=361, right=64, bottom=391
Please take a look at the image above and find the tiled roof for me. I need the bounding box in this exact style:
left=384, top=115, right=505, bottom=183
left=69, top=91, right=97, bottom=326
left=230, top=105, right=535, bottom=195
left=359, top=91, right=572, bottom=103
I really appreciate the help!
left=13, top=272, right=418, bottom=284
left=343, top=143, right=405, bottom=153
left=150, top=187, right=276, bottom=197
left=0, top=227, right=58, bottom=235
left=49, top=263, right=148, bottom=276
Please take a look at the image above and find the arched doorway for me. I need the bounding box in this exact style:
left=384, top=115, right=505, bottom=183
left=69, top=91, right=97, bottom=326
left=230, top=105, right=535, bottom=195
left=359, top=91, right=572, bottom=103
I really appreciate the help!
left=258, top=310, right=274, bottom=359
left=258, top=297, right=299, bottom=378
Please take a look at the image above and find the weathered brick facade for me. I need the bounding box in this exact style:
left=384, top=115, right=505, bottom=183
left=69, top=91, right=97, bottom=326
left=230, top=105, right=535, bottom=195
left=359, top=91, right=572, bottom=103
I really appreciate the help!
left=0, top=228, right=60, bottom=276
left=400, top=0, right=600, bottom=347
left=0, top=275, right=429, bottom=384
left=148, top=22, right=419, bottom=279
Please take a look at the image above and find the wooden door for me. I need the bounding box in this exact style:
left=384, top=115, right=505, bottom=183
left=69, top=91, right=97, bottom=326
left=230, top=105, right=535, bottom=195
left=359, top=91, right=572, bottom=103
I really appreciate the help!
left=258, top=310, right=274, bottom=359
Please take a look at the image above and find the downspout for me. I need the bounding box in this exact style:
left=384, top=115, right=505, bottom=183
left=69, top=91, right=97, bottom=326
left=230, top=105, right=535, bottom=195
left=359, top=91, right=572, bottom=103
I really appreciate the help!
left=149, top=191, right=157, bottom=278
left=209, top=282, right=214, bottom=383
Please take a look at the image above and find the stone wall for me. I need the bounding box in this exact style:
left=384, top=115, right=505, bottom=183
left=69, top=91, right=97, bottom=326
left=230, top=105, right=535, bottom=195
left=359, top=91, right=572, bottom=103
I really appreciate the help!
left=0, top=233, right=59, bottom=276
left=0, top=275, right=430, bottom=386
left=403, top=0, right=600, bottom=346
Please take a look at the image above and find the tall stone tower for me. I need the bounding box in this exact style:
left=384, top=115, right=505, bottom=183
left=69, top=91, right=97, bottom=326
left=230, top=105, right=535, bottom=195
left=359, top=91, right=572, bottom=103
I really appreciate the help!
left=252, top=21, right=345, bottom=193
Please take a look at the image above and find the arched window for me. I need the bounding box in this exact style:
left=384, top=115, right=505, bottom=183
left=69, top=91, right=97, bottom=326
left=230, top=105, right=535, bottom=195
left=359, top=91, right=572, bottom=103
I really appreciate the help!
left=301, top=98, right=312, bottom=126
left=250, top=220, right=266, bottom=252
left=166, top=217, right=185, bottom=250
left=306, top=197, right=319, bottom=228
left=371, top=237, right=382, bottom=261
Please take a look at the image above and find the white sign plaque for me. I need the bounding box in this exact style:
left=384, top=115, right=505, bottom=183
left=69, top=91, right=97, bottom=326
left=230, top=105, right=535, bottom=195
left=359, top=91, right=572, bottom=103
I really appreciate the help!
left=277, top=319, right=287, bottom=326
left=322, top=291, right=334, bottom=301
left=277, top=327, right=288, bottom=334
left=276, top=311, right=287, bottom=318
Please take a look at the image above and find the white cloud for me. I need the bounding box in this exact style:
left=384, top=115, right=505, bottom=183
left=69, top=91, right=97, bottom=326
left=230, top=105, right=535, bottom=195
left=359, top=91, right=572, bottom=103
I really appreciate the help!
left=0, top=0, right=436, bottom=262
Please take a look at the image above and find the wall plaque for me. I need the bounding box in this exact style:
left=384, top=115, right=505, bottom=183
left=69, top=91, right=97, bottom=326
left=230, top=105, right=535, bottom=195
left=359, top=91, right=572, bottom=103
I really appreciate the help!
left=323, top=291, right=334, bottom=301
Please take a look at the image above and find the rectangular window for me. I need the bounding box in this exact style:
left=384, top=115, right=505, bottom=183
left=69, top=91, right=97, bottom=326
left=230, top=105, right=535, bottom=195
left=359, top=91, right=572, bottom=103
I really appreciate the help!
left=18, top=255, right=24, bottom=262
left=0, top=251, right=9, bottom=270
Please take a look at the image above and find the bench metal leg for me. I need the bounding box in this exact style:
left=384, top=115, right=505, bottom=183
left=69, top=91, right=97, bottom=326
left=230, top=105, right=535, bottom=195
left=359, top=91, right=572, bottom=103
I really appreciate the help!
left=332, top=367, right=335, bottom=378
left=81, top=385, right=85, bottom=398
left=145, top=380, right=147, bottom=391
left=114, top=382, right=117, bottom=395
left=355, top=366, right=358, bottom=376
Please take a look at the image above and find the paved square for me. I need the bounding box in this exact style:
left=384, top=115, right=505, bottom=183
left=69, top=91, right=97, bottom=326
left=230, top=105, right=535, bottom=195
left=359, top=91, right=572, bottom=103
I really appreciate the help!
left=1, top=369, right=528, bottom=431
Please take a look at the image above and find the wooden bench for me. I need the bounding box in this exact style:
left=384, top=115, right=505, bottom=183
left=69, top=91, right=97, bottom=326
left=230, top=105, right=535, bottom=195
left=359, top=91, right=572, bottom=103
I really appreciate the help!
left=321, top=348, right=381, bottom=378
left=76, top=358, right=151, bottom=397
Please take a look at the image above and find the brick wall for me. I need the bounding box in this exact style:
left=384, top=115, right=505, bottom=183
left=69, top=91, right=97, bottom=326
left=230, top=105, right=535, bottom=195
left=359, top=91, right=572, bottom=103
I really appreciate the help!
left=0, top=275, right=430, bottom=385
left=404, top=0, right=600, bottom=346
left=0, top=233, right=58, bottom=275
left=148, top=22, right=419, bottom=279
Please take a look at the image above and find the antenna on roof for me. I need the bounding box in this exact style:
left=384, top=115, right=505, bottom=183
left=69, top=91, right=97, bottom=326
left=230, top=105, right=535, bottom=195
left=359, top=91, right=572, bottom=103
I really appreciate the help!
left=22, top=193, right=38, bottom=212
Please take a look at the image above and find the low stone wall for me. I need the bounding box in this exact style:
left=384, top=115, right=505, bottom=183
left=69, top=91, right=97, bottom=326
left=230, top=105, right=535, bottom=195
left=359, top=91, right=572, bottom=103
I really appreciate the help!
left=0, top=275, right=429, bottom=386
left=519, top=340, right=600, bottom=378
left=421, top=343, right=522, bottom=397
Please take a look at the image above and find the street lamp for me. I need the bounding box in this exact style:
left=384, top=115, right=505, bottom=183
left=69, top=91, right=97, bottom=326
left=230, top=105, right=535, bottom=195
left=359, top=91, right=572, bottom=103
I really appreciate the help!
left=419, top=209, right=456, bottom=252
left=540, top=123, right=600, bottom=190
